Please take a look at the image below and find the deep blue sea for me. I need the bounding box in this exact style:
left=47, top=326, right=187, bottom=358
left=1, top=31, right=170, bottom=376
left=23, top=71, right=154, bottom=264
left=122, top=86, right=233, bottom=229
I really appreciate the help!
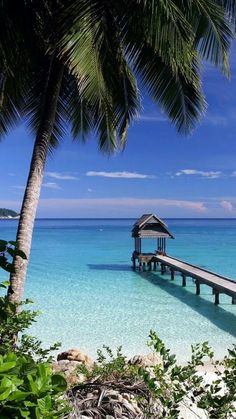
left=0, top=218, right=236, bottom=361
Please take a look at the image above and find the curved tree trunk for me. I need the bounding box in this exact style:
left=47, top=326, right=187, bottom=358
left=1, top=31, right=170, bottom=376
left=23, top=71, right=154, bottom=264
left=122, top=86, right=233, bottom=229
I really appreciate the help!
left=8, top=57, right=64, bottom=303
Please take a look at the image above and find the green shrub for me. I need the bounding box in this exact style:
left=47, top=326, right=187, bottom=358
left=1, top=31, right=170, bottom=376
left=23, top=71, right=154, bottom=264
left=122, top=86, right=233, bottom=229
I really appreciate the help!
left=0, top=352, right=68, bottom=418
left=74, top=332, right=236, bottom=418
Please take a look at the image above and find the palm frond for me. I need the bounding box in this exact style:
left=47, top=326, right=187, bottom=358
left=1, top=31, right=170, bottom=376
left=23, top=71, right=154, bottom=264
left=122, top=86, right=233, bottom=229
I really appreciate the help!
left=0, top=70, right=28, bottom=138
left=133, top=45, right=205, bottom=134
left=22, top=57, right=67, bottom=151
left=182, top=0, right=233, bottom=75
left=57, top=2, right=140, bottom=151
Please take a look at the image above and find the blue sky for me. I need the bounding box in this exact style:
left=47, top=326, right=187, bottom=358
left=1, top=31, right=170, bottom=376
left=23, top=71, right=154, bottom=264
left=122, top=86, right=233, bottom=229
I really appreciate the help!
left=1, top=50, right=236, bottom=218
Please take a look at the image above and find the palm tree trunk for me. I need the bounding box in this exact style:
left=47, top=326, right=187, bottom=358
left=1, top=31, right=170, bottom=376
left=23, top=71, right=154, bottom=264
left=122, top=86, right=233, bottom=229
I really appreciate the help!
left=8, top=57, right=64, bottom=303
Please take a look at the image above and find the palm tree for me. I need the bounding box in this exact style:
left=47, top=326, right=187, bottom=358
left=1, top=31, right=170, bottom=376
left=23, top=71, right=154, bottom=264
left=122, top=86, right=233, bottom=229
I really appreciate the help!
left=1, top=0, right=234, bottom=303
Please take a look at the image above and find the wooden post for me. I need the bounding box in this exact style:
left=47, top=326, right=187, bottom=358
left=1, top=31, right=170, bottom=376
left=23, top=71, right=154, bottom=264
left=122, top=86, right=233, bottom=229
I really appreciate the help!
left=214, top=291, right=220, bottom=305
left=161, top=264, right=165, bottom=275
left=182, top=274, right=186, bottom=287
left=139, top=262, right=142, bottom=272
left=142, top=262, right=146, bottom=270
left=171, top=269, right=175, bottom=280
left=196, top=280, right=200, bottom=295
left=132, top=256, right=136, bottom=270
left=232, top=296, right=236, bottom=305
left=148, top=262, right=152, bottom=271
left=153, top=261, right=157, bottom=270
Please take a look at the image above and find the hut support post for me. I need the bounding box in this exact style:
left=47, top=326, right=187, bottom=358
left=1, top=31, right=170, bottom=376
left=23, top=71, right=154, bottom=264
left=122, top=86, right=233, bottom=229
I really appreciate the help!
left=232, top=296, right=236, bottom=305
left=182, top=274, right=186, bottom=287
left=171, top=269, right=175, bottom=280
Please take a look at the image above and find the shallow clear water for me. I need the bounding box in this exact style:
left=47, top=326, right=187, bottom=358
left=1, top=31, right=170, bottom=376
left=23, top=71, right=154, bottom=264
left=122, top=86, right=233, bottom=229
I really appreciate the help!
left=1, top=218, right=236, bottom=361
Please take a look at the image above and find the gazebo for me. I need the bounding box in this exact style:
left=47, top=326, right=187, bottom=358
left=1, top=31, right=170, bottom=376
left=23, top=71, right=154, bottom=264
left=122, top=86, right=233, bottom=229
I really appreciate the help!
left=131, top=214, right=174, bottom=270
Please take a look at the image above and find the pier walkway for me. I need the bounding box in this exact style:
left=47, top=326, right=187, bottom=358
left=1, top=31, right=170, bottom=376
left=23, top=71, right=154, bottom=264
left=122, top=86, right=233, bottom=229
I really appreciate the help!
left=131, top=214, right=236, bottom=305
left=132, top=252, right=236, bottom=305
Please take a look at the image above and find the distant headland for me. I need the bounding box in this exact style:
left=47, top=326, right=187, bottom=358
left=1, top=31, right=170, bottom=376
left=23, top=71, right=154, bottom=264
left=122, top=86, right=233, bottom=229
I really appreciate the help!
left=0, top=208, right=19, bottom=219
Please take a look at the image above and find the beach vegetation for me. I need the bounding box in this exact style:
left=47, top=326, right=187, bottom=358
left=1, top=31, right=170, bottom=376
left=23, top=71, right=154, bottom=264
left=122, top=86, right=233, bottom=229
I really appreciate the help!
left=1, top=1, right=235, bottom=304
left=0, top=353, right=68, bottom=419
left=71, top=331, right=236, bottom=418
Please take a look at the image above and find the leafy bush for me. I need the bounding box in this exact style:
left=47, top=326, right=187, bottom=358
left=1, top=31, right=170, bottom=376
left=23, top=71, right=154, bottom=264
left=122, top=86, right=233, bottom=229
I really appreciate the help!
left=73, top=332, right=236, bottom=418
left=0, top=352, right=68, bottom=418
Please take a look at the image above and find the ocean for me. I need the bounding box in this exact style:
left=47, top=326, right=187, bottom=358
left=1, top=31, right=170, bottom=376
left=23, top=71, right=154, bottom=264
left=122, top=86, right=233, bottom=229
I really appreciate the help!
left=0, top=218, right=236, bottom=362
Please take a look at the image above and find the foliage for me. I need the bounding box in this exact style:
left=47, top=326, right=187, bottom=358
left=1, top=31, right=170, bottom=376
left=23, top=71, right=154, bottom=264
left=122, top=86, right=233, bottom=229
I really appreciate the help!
left=0, top=244, right=60, bottom=361
left=77, top=345, right=138, bottom=383
left=73, top=332, right=236, bottom=418
left=1, top=1, right=235, bottom=149
left=197, top=345, right=236, bottom=418
left=0, top=352, right=68, bottom=419
left=0, top=240, right=26, bottom=273
left=141, top=331, right=236, bottom=418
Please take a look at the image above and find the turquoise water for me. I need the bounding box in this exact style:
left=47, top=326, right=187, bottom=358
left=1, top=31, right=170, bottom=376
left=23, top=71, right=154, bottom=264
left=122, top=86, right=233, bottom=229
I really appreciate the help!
left=0, top=218, right=236, bottom=361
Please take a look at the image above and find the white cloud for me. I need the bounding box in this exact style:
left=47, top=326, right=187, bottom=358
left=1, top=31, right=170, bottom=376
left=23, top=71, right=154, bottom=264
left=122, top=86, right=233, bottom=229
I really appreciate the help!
left=176, top=169, right=221, bottom=179
left=38, top=197, right=207, bottom=213
left=231, top=171, right=236, bottom=177
left=42, top=182, right=62, bottom=190
left=220, top=200, right=234, bottom=212
left=46, top=172, right=79, bottom=180
left=86, top=171, right=155, bottom=179
left=87, top=188, right=92, bottom=192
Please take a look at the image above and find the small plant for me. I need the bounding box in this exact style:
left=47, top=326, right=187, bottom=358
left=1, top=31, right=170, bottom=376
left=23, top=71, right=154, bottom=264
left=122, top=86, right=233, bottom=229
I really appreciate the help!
left=0, top=240, right=26, bottom=273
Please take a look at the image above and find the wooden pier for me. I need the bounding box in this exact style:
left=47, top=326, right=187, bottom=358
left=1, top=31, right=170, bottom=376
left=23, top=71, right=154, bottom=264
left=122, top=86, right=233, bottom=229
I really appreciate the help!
left=131, top=214, right=236, bottom=306
left=132, top=252, right=236, bottom=305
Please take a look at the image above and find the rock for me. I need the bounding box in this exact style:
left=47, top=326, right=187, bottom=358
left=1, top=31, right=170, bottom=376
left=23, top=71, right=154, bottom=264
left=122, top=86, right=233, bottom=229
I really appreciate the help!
left=53, top=360, right=79, bottom=374
left=53, top=359, right=88, bottom=386
left=128, top=352, right=161, bottom=368
left=57, top=348, right=94, bottom=369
